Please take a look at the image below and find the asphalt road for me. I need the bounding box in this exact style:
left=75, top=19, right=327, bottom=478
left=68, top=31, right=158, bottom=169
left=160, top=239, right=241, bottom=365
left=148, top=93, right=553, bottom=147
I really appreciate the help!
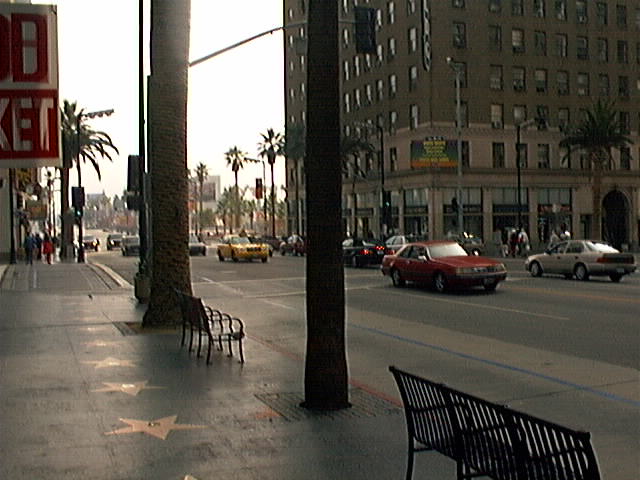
left=91, top=240, right=640, bottom=478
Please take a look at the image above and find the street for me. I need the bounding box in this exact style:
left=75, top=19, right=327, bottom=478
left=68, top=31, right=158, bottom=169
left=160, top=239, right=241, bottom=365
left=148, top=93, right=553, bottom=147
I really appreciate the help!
left=91, top=239, right=640, bottom=479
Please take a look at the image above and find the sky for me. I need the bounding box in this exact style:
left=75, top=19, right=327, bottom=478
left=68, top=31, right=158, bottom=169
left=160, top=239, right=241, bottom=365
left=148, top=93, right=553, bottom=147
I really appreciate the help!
left=34, top=0, right=285, bottom=198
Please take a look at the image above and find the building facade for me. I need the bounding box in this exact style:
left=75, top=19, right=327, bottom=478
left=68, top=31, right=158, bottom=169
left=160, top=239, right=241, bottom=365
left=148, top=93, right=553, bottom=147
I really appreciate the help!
left=283, top=0, right=640, bottom=250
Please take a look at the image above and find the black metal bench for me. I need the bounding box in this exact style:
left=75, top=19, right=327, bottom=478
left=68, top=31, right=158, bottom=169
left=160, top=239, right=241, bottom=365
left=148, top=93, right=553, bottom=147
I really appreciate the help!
left=389, top=366, right=601, bottom=480
left=174, top=289, right=245, bottom=363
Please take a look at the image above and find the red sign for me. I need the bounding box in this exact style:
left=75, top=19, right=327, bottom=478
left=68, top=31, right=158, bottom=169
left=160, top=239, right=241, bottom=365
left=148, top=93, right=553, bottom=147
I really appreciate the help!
left=0, top=4, right=60, bottom=167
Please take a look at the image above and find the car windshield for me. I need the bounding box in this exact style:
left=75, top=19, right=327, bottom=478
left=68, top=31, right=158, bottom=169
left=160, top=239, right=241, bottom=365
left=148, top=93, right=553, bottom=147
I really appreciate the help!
left=123, top=236, right=139, bottom=245
left=584, top=241, right=619, bottom=253
left=108, top=234, right=122, bottom=239
left=428, top=243, right=468, bottom=258
left=83, top=236, right=95, bottom=241
left=189, top=234, right=200, bottom=243
left=229, top=237, right=250, bottom=245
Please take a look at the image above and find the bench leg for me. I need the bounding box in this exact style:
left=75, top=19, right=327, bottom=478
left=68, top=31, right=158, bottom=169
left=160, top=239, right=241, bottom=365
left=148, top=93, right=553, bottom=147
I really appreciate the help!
left=237, top=338, right=244, bottom=364
left=406, top=446, right=414, bottom=480
left=180, top=321, right=186, bottom=346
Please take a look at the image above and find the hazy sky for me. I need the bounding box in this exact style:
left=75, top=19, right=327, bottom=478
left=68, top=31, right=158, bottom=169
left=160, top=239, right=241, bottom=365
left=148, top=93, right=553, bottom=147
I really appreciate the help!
left=35, top=0, right=285, bottom=197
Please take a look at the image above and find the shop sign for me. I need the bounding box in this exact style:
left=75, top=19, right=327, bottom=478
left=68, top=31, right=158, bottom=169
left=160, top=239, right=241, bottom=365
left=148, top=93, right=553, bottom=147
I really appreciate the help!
left=410, top=138, right=457, bottom=168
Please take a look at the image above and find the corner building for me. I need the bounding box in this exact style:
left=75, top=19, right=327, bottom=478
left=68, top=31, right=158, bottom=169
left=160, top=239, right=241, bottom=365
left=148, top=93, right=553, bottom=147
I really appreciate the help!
left=283, top=0, right=640, bottom=250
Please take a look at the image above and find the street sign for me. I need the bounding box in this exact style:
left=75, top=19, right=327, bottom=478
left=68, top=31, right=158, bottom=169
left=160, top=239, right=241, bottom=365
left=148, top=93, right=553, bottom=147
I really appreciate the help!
left=0, top=4, right=61, bottom=167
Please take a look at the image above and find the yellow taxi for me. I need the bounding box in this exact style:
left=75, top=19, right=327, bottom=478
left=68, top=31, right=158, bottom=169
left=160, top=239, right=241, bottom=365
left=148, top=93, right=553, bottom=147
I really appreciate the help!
left=217, top=235, right=269, bottom=263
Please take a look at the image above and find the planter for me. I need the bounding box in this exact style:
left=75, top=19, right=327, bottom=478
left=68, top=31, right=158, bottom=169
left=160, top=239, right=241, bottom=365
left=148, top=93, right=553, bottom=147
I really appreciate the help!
left=134, top=273, right=150, bottom=304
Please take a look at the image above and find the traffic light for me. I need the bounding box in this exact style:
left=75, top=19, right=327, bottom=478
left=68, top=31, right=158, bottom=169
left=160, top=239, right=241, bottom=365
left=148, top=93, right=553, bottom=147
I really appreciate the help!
left=382, top=190, right=392, bottom=226
left=74, top=207, right=82, bottom=226
left=355, top=7, right=377, bottom=54
left=255, top=178, right=263, bottom=199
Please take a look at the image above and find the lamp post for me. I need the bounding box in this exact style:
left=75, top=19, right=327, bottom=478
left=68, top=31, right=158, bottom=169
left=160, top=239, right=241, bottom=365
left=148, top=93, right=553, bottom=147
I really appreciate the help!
left=75, top=109, right=114, bottom=263
left=515, top=118, right=537, bottom=229
left=267, top=148, right=276, bottom=237
left=447, top=57, right=464, bottom=235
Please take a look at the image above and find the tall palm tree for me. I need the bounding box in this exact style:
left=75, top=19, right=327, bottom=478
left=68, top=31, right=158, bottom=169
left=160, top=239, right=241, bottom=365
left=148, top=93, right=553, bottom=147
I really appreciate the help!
left=303, top=1, right=349, bottom=410
left=340, top=134, right=375, bottom=238
left=195, top=162, right=208, bottom=236
left=283, top=123, right=306, bottom=234
left=224, top=146, right=252, bottom=231
left=143, top=0, right=192, bottom=326
left=60, top=100, right=119, bottom=259
left=258, top=128, right=284, bottom=236
left=559, top=100, right=632, bottom=240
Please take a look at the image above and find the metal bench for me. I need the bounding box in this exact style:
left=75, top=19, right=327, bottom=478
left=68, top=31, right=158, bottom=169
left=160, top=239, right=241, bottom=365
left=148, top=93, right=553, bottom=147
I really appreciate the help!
left=389, top=366, right=600, bottom=480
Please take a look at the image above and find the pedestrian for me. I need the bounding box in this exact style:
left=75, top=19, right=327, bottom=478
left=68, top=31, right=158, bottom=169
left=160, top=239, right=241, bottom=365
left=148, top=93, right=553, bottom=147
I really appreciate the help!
left=42, top=233, right=54, bottom=264
left=517, top=228, right=530, bottom=257
left=34, top=233, right=42, bottom=260
left=492, top=227, right=504, bottom=257
left=559, top=223, right=571, bottom=241
left=508, top=230, right=518, bottom=258
left=548, top=229, right=560, bottom=249
left=23, top=233, right=35, bottom=265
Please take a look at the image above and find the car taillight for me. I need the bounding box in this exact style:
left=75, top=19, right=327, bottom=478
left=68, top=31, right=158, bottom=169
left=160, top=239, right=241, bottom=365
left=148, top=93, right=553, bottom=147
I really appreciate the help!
left=359, top=248, right=372, bottom=255
left=596, top=256, right=614, bottom=263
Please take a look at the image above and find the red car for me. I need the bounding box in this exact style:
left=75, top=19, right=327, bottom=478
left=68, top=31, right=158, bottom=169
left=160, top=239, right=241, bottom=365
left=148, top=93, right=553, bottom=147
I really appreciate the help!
left=381, top=241, right=507, bottom=293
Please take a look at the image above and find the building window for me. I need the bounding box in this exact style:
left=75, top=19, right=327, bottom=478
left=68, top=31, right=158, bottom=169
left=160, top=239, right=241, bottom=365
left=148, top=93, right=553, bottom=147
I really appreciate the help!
left=460, top=101, right=469, bottom=128
left=512, top=0, right=524, bottom=16
left=342, top=28, right=350, bottom=48
left=407, top=0, right=416, bottom=15
left=354, top=56, right=360, bottom=76
left=491, top=104, right=504, bottom=129
left=619, top=111, right=630, bottom=133
left=365, top=84, right=373, bottom=105
left=535, top=69, right=548, bottom=93
left=618, top=76, right=629, bottom=98
left=354, top=89, right=361, bottom=110
left=512, top=29, right=525, bottom=53
left=537, top=144, right=550, bottom=168
left=576, top=1, right=588, bottom=23
left=513, top=104, right=527, bottom=125
left=533, top=0, right=545, bottom=18
left=577, top=73, right=589, bottom=96
left=364, top=54, right=372, bottom=71
left=387, top=1, right=395, bottom=24
left=597, top=38, right=608, bottom=62
left=559, top=146, right=571, bottom=168
left=408, top=27, right=418, bottom=52
left=513, top=66, right=526, bottom=92
left=388, top=37, right=396, bottom=60
left=410, top=104, right=419, bottom=130
left=555, top=0, right=567, bottom=20
left=409, top=65, right=418, bottom=91
left=596, top=2, right=607, bottom=25
left=516, top=143, right=528, bottom=168
left=636, top=7, right=640, bottom=29
left=577, top=36, right=589, bottom=60
left=617, top=40, right=628, bottom=63
left=452, top=0, right=465, bottom=7
left=536, top=105, right=549, bottom=129
left=453, top=22, right=466, bottom=48
left=555, top=34, right=568, bottom=57
left=558, top=108, right=570, bottom=131
left=490, top=65, right=503, bottom=90
left=534, top=31, right=547, bottom=55
left=489, top=0, right=502, bottom=13
left=376, top=44, right=384, bottom=65
left=489, top=25, right=502, bottom=51
left=599, top=74, right=610, bottom=96
left=389, top=111, right=397, bottom=134
left=492, top=142, right=505, bottom=168
left=376, top=79, right=384, bottom=101
left=343, top=93, right=350, bottom=114
left=343, top=60, right=350, bottom=81
left=616, top=5, right=627, bottom=28
left=390, top=147, right=398, bottom=172
left=389, top=74, right=397, bottom=98
left=557, top=70, right=569, bottom=95
left=620, top=146, right=631, bottom=170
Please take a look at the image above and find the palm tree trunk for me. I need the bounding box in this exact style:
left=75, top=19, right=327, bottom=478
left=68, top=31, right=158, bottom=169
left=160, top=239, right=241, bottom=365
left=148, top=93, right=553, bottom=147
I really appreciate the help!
left=270, top=162, right=276, bottom=236
left=59, top=166, right=72, bottom=259
left=143, top=0, right=192, bottom=326
left=592, top=154, right=603, bottom=240
left=302, top=0, right=349, bottom=410
left=234, top=171, right=240, bottom=231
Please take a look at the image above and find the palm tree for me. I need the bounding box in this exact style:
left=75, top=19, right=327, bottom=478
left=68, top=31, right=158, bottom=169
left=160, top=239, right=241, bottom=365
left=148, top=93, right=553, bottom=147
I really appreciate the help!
left=258, top=128, right=284, bottom=236
left=283, top=124, right=306, bottom=234
left=215, top=187, right=235, bottom=234
left=559, top=100, right=632, bottom=240
left=60, top=100, right=119, bottom=259
left=224, top=146, right=252, bottom=231
left=340, top=134, right=375, bottom=238
left=195, top=162, right=208, bottom=236
left=303, top=1, right=349, bottom=410
left=143, top=0, right=192, bottom=326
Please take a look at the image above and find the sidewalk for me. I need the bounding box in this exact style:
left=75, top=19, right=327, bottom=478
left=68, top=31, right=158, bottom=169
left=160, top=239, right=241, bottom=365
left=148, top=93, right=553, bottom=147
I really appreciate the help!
left=0, top=262, right=425, bottom=480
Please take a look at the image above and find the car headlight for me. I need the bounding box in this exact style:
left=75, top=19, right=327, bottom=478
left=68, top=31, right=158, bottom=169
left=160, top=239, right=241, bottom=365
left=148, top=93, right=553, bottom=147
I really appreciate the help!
left=455, top=267, right=476, bottom=274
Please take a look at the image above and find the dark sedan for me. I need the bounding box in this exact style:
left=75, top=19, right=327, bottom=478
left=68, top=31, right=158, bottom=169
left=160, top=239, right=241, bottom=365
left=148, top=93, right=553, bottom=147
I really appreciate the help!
left=381, top=241, right=507, bottom=293
left=342, top=238, right=391, bottom=267
left=189, top=234, right=207, bottom=256
left=106, top=233, right=122, bottom=251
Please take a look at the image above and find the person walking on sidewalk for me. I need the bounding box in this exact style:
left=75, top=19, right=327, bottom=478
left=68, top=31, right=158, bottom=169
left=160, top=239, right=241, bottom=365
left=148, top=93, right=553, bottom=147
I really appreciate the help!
left=42, top=233, right=54, bottom=264
left=23, top=234, right=35, bottom=265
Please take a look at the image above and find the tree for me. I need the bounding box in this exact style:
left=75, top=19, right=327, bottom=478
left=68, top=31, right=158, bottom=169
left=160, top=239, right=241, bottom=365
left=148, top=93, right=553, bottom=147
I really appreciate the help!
left=340, top=134, right=375, bottom=238
left=224, top=146, right=253, bottom=231
left=258, top=128, right=284, bottom=236
left=303, top=1, right=349, bottom=410
left=59, top=100, right=119, bottom=258
left=143, top=0, right=192, bottom=326
left=559, top=100, right=632, bottom=240
left=215, top=187, right=235, bottom=234
left=195, top=162, right=208, bottom=236
left=283, top=123, right=306, bottom=234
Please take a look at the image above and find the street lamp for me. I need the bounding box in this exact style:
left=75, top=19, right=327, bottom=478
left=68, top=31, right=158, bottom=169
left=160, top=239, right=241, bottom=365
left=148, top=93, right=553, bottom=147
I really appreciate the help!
left=75, top=108, right=114, bottom=263
left=447, top=57, right=464, bottom=235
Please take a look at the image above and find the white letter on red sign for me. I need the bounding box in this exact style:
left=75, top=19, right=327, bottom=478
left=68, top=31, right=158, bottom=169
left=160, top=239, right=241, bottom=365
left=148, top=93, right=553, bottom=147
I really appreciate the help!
left=11, top=13, right=48, bottom=83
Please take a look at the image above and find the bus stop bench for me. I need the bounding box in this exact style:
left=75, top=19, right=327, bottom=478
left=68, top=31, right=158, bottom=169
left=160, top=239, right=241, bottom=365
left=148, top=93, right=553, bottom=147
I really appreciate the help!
left=174, top=289, right=245, bottom=363
left=389, top=366, right=600, bottom=480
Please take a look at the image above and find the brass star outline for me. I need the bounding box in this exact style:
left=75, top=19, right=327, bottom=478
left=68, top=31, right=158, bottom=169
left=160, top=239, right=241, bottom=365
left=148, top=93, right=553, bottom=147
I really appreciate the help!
left=83, top=357, right=136, bottom=369
left=92, top=381, right=164, bottom=396
left=105, top=415, right=207, bottom=440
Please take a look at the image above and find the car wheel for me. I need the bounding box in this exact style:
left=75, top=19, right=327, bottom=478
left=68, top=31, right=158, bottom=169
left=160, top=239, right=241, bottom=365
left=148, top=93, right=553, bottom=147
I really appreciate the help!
left=574, top=264, right=589, bottom=281
left=351, top=256, right=360, bottom=268
left=529, top=261, right=543, bottom=277
left=470, top=248, right=480, bottom=256
left=280, top=249, right=286, bottom=256
left=231, top=252, right=239, bottom=262
left=217, top=252, right=225, bottom=262
left=261, top=257, right=268, bottom=263
left=563, top=273, right=573, bottom=280
left=484, top=282, right=498, bottom=292
left=433, top=272, right=447, bottom=293
left=202, top=249, right=207, bottom=256
left=391, top=269, right=405, bottom=287
left=609, top=273, right=622, bottom=283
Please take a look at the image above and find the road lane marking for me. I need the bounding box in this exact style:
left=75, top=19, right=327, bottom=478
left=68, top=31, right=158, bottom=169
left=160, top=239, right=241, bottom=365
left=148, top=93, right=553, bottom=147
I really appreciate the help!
left=384, top=288, right=571, bottom=321
left=508, top=285, right=640, bottom=305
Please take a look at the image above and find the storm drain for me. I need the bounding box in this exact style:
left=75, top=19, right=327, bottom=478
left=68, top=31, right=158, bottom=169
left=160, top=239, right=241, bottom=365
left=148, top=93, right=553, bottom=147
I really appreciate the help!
left=255, top=387, right=401, bottom=422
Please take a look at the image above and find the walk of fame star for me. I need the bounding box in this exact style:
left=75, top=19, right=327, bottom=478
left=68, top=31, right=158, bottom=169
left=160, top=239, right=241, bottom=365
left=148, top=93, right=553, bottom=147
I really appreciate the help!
left=105, top=415, right=207, bottom=440
left=83, top=357, right=136, bottom=368
left=92, top=381, right=164, bottom=396
left=84, top=340, right=122, bottom=347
